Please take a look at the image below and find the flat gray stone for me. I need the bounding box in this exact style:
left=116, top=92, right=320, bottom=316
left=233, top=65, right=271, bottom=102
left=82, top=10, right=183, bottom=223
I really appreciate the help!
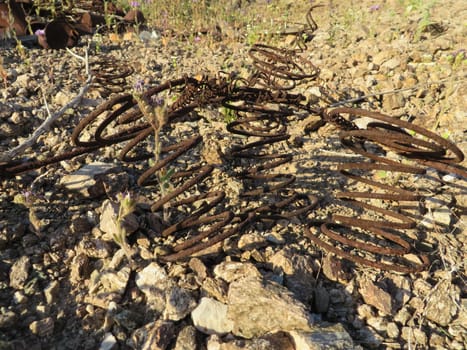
left=60, top=162, right=117, bottom=197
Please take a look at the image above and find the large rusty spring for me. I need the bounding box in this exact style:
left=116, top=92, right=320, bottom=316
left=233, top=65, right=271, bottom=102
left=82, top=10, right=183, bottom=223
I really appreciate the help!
left=1, top=6, right=465, bottom=272
left=306, top=108, right=466, bottom=273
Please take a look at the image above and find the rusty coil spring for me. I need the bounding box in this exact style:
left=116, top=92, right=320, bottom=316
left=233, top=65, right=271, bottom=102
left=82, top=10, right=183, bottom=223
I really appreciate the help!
left=1, top=3, right=465, bottom=270
left=305, top=107, right=466, bottom=273
left=90, top=57, right=135, bottom=96
left=69, top=78, right=250, bottom=262
left=248, top=43, right=319, bottom=90
left=226, top=113, right=318, bottom=222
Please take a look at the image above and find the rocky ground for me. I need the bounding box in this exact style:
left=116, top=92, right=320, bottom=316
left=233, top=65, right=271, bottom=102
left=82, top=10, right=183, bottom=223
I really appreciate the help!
left=0, top=0, right=466, bottom=349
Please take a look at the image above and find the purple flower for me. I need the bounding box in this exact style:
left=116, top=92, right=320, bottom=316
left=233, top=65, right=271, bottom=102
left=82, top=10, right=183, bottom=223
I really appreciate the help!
left=134, top=78, right=144, bottom=92
left=194, top=36, right=201, bottom=43
left=35, top=29, right=45, bottom=36
left=451, top=49, right=466, bottom=59
left=23, top=191, right=32, bottom=201
left=369, top=4, right=381, bottom=11
left=130, top=1, right=140, bottom=7
left=151, top=95, right=165, bottom=106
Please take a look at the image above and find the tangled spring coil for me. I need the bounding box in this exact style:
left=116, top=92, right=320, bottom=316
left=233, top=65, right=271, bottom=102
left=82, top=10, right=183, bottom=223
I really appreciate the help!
left=305, top=107, right=466, bottom=273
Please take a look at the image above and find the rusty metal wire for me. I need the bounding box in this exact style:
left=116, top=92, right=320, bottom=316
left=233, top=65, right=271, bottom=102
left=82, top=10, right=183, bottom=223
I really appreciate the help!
left=90, top=57, right=135, bottom=96
left=1, top=5, right=466, bottom=271
left=305, top=108, right=466, bottom=273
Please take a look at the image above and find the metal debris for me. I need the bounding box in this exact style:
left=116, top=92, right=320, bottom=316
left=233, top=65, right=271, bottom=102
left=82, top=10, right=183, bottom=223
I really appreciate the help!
left=1, top=6, right=465, bottom=273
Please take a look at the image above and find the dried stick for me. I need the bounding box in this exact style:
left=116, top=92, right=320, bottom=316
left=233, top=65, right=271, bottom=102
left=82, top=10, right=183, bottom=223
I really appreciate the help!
left=0, top=48, right=93, bottom=162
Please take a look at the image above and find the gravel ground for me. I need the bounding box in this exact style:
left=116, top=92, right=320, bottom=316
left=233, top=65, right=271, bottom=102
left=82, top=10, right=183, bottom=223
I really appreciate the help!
left=0, top=0, right=466, bottom=349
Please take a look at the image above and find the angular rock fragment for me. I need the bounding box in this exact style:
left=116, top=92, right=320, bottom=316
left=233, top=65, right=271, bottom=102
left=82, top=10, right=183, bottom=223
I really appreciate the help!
left=425, top=280, right=459, bottom=326
left=191, top=297, right=233, bottom=335
left=70, top=253, right=92, bottom=283
left=44, top=280, right=59, bottom=304
left=201, top=277, right=229, bottom=303
left=313, top=286, right=330, bottom=314
left=0, top=310, right=17, bottom=328
left=188, top=257, right=207, bottom=281
left=269, top=248, right=318, bottom=305
left=290, top=323, right=356, bottom=350
left=29, top=317, right=54, bottom=336
left=78, top=237, right=112, bottom=259
left=163, top=286, right=196, bottom=321
left=129, top=320, right=175, bottom=350
left=99, top=332, right=117, bottom=350
left=9, top=255, right=30, bottom=289
left=174, top=325, right=198, bottom=350
left=237, top=232, right=268, bottom=250
left=321, top=254, right=350, bottom=283
left=359, top=279, right=392, bottom=315
left=135, top=262, right=172, bottom=312
left=87, top=266, right=131, bottom=306
left=227, top=276, right=314, bottom=338
left=214, top=261, right=261, bottom=283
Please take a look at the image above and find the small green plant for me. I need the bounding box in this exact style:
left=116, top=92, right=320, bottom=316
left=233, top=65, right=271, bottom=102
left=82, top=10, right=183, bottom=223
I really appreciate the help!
left=448, top=50, right=467, bottom=70
left=13, top=191, right=42, bottom=235
left=221, top=106, right=237, bottom=124
left=441, top=131, right=451, bottom=139
left=413, top=10, right=433, bottom=42
left=112, top=192, right=137, bottom=262
left=133, top=79, right=174, bottom=222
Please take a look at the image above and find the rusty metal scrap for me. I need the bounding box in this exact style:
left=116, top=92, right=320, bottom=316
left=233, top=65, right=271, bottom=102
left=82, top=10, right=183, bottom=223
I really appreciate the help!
left=1, top=6, right=466, bottom=272
left=305, top=108, right=465, bottom=273
left=0, top=0, right=144, bottom=49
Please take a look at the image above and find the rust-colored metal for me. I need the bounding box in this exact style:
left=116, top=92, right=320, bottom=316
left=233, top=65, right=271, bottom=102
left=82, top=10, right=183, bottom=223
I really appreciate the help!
left=305, top=108, right=465, bottom=273
left=1, top=5, right=466, bottom=272
left=2, top=0, right=145, bottom=48
left=0, top=1, right=28, bottom=38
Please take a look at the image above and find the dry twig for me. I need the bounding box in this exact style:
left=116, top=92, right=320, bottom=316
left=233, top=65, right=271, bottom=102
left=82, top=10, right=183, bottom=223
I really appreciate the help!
left=0, top=48, right=93, bottom=162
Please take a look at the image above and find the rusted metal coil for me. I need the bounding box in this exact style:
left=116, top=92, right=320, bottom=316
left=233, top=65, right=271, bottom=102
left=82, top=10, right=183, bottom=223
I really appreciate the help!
left=68, top=72, right=316, bottom=261
left=249, top=44, right=319, bottom=81
left=305, top=107, right=466, bottom=273
left=0, top=72, right=309, bottom=177
left=1, top=12, right=466, bottom=272
left=226, top=111, right=318, bottom=221
left=90, top=58, right=135, bottom=96
left=272, top=5, right=320, bottom=51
